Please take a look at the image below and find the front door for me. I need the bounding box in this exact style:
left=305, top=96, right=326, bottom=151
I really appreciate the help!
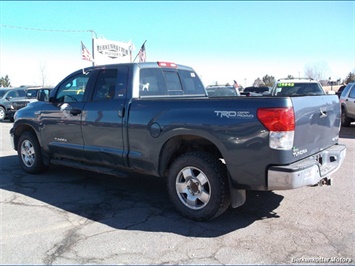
left=39, top=71, right=93, bottom=160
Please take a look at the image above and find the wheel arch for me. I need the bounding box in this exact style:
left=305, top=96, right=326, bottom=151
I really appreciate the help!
left=158, top=134, right=224, bottom=178
left=12, top=123, right=38, bottom=151
left=341, top=103, right=348, bottom=113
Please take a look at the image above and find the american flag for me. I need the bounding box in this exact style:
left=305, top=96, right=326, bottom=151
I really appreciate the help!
left=233, top=80, right=239, bottom=88
left=139, top=43, right=146, bottom=62
left=81, top=41, right=92, bottom=61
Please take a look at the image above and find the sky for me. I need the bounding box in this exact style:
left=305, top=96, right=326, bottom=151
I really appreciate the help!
left=0, top=1, right=354, bottom=87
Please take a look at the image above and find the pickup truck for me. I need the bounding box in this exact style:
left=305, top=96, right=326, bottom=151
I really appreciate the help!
left=10, top=62, right=346, bottom=221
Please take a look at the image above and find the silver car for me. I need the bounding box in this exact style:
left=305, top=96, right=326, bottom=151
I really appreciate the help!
left=340, top=82, right=355, bottom=127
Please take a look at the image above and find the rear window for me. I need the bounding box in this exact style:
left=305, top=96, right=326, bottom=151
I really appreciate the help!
left=139, top=68, right=205, bottom=97
left=26, top=89, right=39, bottom=98
left=273, top=82, right=325, bottom=96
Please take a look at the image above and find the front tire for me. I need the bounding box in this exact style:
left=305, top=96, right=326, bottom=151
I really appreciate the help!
left=167, top=152, right=230, bottom=221
left=0, top=106, right=6, bottom=121
left=17, top=131, right=47, bottom=174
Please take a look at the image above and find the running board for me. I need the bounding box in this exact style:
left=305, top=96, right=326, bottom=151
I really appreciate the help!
left=51, top=158, right=129, bottom=177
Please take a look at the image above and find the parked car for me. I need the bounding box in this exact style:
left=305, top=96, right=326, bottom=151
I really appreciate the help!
left=0, top=87, right=27, bottom=121
left=8, top=87, right=53, bottom=122
left=336, top=85, right=346, bottom=98
left=339, top=82, right=355, bottom=127
left=241, top=86, right=271, bottom=96
left=270, top=78, right=325, bottom=96
left=206, top=85, right=240, bottom=97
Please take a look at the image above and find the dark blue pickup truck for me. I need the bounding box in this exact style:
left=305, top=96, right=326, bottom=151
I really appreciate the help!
left=10, top=62, right=346, bottom=220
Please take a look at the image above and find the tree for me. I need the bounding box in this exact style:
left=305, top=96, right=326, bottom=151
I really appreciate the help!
left=39, top=64, right=47, bottom=87
left=262, top=74, right=276, bottom=87
left=345, top=72, right=355, bottom=84
left=253, top=77, right=263, bottom=87
left=0, top=75, right=11, bottom=87
left=304, top=62, right=330, bottom=81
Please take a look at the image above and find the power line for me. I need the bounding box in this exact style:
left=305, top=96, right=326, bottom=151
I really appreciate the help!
left=0, top=24, right=97, bottom=37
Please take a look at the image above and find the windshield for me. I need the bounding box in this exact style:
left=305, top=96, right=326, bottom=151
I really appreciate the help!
left=273, top=82, right=325, bottom=96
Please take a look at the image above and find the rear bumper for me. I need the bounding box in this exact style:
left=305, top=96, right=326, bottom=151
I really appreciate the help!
left=267, top=144, right=346, bottom=190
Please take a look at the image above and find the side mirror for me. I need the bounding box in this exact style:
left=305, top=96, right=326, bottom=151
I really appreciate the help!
left=37, top=89, right=51, bottom=101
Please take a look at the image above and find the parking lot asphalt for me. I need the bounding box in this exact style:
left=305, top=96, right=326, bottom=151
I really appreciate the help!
left=1, top=121, right=354, bottom=265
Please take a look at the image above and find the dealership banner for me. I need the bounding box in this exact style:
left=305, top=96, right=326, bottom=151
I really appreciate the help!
left=93, top=38, right=134, bottom=65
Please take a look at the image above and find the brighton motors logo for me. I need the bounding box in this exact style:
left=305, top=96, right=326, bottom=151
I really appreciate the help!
left=97, top=43, right=129, bottom=59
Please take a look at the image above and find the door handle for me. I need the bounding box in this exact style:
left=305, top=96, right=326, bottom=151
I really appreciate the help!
left=70, top=108, right=82, bottom=116
left=118, top=106, right=125, bottom=118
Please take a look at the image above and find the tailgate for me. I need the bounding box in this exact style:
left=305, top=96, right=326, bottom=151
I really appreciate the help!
left=291, top=95, right=341, bottom=158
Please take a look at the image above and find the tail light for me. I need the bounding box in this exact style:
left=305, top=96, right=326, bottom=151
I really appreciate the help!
left=157, top=62, right=177, bottom=68
left=257, top=107, right=295, bottom=150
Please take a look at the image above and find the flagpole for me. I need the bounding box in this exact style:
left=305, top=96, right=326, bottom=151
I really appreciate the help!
left=91, top=36, right=95, bottom=66
left=133, top=40, right=147, bottom=62
left=90, top=30, right=97, bottom=66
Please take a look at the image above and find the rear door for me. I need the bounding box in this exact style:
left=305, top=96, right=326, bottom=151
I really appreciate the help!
left=81, top=66, right=129, bottom=167
left=291, top=95, right=341, bottom=157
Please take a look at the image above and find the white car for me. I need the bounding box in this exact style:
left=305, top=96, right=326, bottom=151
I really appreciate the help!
left=270, top=78, right=325, bottom=96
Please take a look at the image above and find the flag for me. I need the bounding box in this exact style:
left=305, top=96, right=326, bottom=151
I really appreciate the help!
left=81, top=41, right=93, bottom=62
left=233, top=80, right=239, bottom=88
left=138, top=43, right=146, bottom=62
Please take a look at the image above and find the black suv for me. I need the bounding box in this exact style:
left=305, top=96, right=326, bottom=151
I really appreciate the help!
left=206, top=85, right=240, bottom=97
left=0, top=87, right=27, bottom=121
left=8, top=87, right=53, bottom=121
left=241, top=86, right=271, bottom=96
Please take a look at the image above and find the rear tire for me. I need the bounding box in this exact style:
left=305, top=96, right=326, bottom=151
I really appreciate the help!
left=341, top=107, right=351, bottom=127
left=167, top=151, right=230, bottom=221
left=17, top=131, right=47, bottom=174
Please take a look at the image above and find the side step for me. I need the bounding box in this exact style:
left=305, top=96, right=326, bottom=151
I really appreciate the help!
left=51, top=159, right=129, bottom=177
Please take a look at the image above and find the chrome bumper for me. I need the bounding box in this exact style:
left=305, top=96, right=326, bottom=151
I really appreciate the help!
left=268, top=144, right=346, bottom=190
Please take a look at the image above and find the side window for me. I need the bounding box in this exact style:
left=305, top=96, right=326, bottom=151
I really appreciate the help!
left=139, top=68, right=167, bottom=96
left=349, top=85, right=355, bottom=98
left=18, top=90, right=27, bottom=97
left=92, top=69, right=119, bottom=101
left=117, top=66, right=129, bottom=98
left=56, top=73, right=91, bottom=102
